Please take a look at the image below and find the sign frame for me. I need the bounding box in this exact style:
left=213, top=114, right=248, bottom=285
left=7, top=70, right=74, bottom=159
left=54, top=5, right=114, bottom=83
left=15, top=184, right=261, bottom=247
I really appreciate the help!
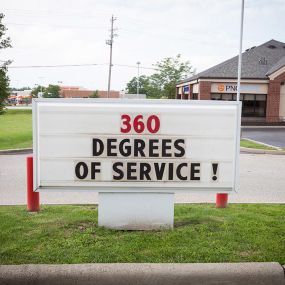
left=33, top=98, right=241, bottom=194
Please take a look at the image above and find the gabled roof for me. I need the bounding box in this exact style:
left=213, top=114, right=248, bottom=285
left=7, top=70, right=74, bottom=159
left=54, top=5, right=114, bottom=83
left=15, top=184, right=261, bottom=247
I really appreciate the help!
left=266, top=55, right=285, bottom=76
left=179, top=39, right=285, bottom=84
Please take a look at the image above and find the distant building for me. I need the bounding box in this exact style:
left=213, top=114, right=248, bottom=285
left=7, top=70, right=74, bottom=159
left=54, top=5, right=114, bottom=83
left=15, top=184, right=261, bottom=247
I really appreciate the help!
left=8, top=90, right=32, bottom=105
left=60, top=86, right=120, bottom=98
left=176, top=39, right=285, bottom=123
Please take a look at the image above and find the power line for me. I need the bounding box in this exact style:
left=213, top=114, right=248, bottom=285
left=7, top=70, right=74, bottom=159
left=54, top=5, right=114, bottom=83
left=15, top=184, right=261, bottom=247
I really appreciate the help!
left=7, top=63, right=102, bottom=68
left=3, top=8, right=108, bottom=18
left=6, top=22, right=109, bottom=30
left=7, top=63, right=158, bottom=70
left=114, top=64, right=158, bottom=71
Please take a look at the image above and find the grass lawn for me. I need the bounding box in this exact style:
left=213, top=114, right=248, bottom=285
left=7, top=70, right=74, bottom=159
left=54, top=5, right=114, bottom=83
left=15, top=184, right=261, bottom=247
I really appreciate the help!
left=240, top=139, right=277, bottom=150
left=0, top=109, right=32, bottom=150
left=0, top=204, right=284, bottom=264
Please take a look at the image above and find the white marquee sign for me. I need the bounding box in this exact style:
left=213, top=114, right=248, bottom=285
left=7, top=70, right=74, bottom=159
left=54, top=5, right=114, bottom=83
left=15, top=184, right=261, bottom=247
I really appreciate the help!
left=33, top=99, right=241, bottom=193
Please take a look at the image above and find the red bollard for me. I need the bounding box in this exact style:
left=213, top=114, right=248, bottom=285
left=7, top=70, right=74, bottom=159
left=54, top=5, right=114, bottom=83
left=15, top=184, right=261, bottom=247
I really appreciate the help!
left=216, top=193, right=228, bottom=208
left=26, top=155, right=40, bottom=212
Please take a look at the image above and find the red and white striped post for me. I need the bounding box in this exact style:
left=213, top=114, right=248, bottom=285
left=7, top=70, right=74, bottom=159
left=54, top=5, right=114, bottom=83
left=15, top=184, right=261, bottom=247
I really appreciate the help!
left=216, top=193, right=228, bottom=208
left=26, top=155, right=40, bottom=212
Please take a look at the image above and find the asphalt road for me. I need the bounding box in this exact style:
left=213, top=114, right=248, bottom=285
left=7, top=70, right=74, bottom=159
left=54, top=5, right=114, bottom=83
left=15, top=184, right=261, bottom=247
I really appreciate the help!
left=242, top=127, right=285, bottom=148
left=0, top=153, right=285, bottom=205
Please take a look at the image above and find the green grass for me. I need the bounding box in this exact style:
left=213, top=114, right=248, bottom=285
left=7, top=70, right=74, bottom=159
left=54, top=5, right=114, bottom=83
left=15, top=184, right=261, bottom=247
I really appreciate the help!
left=0, top=204, right=284, bottom=264
left=240, top=139, right=277, bottom=150
left=0, top=109, right=32, bottom=150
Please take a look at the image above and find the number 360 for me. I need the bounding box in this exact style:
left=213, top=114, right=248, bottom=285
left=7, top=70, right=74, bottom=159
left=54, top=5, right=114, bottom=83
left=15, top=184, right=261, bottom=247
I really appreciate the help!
left=120, top=114, right=160, bottom=134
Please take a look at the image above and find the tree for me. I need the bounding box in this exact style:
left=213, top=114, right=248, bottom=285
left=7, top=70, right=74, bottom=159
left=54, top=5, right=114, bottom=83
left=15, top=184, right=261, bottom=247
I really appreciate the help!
left=0, top=66, right=9, bottom=112
left=31, top=85, right=45, bottom=98
left=126, top=75, right=148, bottom=94
left=90, top=90, right=99, bottom=98
left=10, top=87, right=31, bottom=91
left=125, top=55, right=194, bottom=100
left=31, top=84, right=60, bottom=98
left=43, top=85, right=60, bottom=98
left=126, top=75, right=161, bottom=99
left=152, top=54, right=194, bottom=99
left=0, top=13, right=12, bottom=114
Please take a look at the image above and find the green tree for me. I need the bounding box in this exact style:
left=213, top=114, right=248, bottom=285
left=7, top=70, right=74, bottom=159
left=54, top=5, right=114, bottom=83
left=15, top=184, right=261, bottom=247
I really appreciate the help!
left=11, top=87, right=31, bottom=91
left=0, top=13, right=12, bottom=114
left=43, top=85, right=60, bottom=98
left=90, top=90, right=99, bottom=98
left=126, top=75, right=149, bottom=94
left=125, top=55, right=194, bottom=99
left=31, top=85, right=60, bottom=98
left=31, top=85, right=46, bottom=98
left=152, top=54, right=194, bottom=99
left=126, top=75, right=161, bottom=99
left=0, top=66, right=10, bottom=112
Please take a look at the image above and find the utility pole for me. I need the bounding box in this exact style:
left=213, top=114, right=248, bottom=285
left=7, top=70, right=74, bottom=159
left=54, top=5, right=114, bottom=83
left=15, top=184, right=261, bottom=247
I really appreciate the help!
left=136, top=61, right=140, bottom=95
left=106, top=15, right=117, bottom=98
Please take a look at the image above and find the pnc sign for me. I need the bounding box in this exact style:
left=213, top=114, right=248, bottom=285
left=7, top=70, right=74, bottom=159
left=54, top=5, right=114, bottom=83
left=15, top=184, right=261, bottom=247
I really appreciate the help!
left=33, top=99, right=240, bottom=193
left=217, top=84, right=238, bottom=92
left=213, top=83, right=267, bottom=94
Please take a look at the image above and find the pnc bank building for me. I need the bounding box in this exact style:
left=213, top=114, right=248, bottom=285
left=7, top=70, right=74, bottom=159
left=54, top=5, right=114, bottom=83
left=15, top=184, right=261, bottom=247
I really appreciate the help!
left=176, top=39, right=285, bottom=124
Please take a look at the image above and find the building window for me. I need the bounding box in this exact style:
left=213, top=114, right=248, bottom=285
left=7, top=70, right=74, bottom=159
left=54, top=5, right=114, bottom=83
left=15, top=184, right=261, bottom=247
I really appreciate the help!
left=183, top=93, right=188, bottom=100
left=242, top=94, right=266, bottom=117
left=242, top=94, right=255, bottom=116
left=192, top=93, right=198, bottom=100
left=211, top=93, right=266, bottom=117
left=222, top=94, right=232, bottom=101
left=211, top=94, right=222, bottom=100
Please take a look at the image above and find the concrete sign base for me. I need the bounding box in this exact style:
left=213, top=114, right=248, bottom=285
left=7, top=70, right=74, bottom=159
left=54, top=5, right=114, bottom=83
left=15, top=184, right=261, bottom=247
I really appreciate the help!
left=98, top=192, right=174, bottom=230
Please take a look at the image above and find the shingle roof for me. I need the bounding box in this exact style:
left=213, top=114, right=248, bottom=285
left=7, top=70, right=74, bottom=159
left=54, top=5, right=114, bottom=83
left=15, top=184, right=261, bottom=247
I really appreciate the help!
left=266, top=55, right=285, bottom=76
left=179, top=39, right=285, bottom=84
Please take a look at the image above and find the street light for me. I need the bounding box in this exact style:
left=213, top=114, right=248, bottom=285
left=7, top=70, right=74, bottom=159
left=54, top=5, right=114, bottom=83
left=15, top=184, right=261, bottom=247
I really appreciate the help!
left=38, top=77, right=44, bottom=93
left=137, top=61, right=140, bottom=95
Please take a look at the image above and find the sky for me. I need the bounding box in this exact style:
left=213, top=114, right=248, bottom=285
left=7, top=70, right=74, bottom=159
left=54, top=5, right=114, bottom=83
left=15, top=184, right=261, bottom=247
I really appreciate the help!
left=1, top=0, right=285, bottom=91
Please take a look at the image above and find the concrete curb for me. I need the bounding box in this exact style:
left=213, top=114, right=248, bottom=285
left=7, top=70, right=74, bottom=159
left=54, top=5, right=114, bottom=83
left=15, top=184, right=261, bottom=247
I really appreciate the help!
left=242, top=126, right=285, bottom=129
left=0, top=263, right=284, bottom=285
left=240, top=147, right=285, bottom=155
left=0, top=148, right=32, bottom=155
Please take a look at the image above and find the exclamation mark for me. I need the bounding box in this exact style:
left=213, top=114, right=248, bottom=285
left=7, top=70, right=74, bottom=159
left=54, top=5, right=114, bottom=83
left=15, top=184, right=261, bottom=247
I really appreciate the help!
left=212, top=163, right=218, bottom=181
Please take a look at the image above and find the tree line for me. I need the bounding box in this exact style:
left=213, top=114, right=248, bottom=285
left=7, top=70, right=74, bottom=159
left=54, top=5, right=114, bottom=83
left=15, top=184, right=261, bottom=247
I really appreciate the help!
left=0, top=13, right=11, bottom=114
left=126, top=55, right=195, bottom=99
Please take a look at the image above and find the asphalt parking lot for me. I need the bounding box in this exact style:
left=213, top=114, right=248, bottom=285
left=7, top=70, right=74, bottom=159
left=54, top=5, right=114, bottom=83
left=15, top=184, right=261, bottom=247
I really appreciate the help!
left=242, top=127, right=285, bottom=148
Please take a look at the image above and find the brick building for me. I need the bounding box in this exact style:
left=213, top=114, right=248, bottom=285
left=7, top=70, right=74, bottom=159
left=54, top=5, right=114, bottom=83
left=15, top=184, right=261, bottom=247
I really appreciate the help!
left=176, top=39, right=285, bottom=123
left=60, top=86, right=120, bottom=98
